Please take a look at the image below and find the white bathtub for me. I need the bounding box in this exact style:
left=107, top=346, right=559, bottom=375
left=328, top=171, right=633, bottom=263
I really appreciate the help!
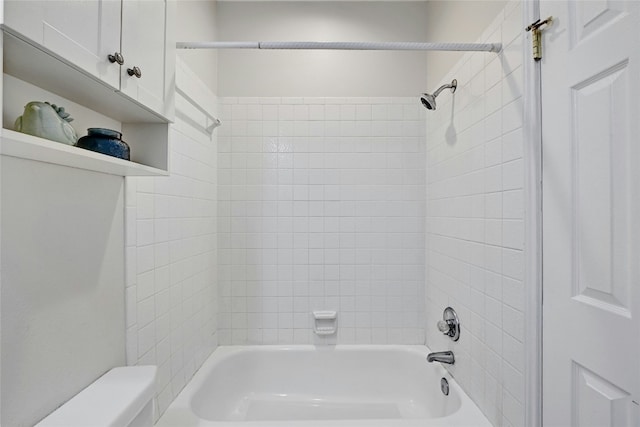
left=156, top=346, right=491, bottom=427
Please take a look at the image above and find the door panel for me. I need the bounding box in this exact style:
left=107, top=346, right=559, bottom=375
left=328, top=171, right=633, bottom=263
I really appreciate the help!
left=572, top=62, right=630, bottom=315
left=541, top=0, right=640, bottom=425
left=570, top=1, right=627, bottom=47
left=573, top=363, right=633, bottom=427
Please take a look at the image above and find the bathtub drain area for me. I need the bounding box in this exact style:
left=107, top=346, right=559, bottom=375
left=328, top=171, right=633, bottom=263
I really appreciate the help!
left=230, top=394, right=423, bottom=421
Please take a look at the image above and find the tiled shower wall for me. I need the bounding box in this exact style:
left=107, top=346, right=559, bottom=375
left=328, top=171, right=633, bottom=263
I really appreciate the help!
left=125, top=84, right=219, bottom=417
left=424, top=2, right=525, bottom=426
left=218, top=97, right=426, bottom=345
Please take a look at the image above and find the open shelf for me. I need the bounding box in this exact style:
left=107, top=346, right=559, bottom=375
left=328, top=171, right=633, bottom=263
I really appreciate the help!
left=1, top=27, right=171, bottom=176
left=0, top=129, right=168, bottom=177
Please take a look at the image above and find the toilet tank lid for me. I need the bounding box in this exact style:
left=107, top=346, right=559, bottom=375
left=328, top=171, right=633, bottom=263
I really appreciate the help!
left=35, top=366, right=157, bottom=427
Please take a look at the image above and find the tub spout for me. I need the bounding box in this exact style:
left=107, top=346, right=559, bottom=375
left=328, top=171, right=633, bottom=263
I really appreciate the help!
left=426, top=351, right=455, bottom=364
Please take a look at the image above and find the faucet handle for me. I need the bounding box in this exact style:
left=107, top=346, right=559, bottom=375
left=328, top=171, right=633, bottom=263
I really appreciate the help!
left=437, top=307, right=461, bottom=341
left=437, top=320, right=450, bottom=333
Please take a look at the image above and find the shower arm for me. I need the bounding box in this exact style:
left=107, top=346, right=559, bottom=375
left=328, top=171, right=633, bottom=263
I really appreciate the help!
left=176, top=41, right=502, bottom=53
left=432, top=79, right=458, bottom=97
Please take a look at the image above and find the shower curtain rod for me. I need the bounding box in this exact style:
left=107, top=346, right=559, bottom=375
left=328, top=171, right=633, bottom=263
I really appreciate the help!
left=176, top=41, right=502, bottom=53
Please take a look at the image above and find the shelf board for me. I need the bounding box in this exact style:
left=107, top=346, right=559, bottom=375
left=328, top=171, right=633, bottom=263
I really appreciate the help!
left=0, top=129, right=168, bottom=177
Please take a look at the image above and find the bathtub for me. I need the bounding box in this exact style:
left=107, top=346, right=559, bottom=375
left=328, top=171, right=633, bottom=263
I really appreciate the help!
left=156, top=346, right=491, bottom=427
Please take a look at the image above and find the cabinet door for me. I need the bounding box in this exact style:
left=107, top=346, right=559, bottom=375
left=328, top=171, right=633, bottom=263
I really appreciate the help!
left=3, top=0, right=121, bottom=89
left=120, top=0, right=175, bottom=119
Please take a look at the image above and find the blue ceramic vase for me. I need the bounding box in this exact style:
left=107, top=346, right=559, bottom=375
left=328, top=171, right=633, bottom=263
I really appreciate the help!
left=76, top=128, right=130, bottom=160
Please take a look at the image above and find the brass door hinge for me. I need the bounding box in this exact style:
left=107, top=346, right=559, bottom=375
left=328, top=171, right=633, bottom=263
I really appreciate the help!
left=526, top=16, right=553, bottom=61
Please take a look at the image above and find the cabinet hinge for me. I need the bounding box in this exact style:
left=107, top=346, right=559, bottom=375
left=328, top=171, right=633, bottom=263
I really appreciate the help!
left=526, top=16, right=553, bottom=61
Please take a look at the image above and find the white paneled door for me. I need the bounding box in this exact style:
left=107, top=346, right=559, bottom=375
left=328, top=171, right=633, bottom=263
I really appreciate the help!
left=541, top=1, right=640, bottom=425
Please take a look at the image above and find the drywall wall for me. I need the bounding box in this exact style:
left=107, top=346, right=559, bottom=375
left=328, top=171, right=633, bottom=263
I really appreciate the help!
left=1, top=158, right=125, bottom=426
left=424, top=0, right=508, bottom=89
left=177, top=0, right=219, bottom=94
left=424, top=1, right=524, bottom=425
left=216, top=1, right=429, bottom=96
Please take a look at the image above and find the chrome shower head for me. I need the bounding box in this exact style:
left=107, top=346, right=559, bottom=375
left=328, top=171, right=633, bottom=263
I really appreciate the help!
left=420, top=93, right=436, bottom=110
left=420, top=79, right=457, bottom=110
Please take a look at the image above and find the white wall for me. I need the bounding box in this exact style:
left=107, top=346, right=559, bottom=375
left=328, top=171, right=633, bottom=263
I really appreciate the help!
left=216, top=1, right=429, bottom=97
left=216, top=3, right=430, bottom=345
left=424, top=0, right=508, bottom=89
left=1, top=159, right=125, bottom=426
left=177, top=0, right=219, bottom=94
left=217, top=96, right=426, bottom=345
left=124, top=61, right=219, bottom=419
left=424, top=1, right=524, bottom=426
left=0, top=3, right=220, bottom=424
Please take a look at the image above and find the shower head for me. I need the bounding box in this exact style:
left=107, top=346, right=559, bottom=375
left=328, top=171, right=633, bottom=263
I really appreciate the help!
left=420, top=94, right=437, bottom=110
left=420, top=79, right=457, bottom=110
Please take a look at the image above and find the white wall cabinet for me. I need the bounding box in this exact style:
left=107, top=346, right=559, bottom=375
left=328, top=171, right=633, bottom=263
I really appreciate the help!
left=3, top=0, right=174, bottom=121
left=3, top=0, right=122, bottom=89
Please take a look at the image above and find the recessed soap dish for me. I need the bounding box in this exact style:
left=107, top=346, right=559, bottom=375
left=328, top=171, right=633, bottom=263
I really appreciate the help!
left=313, top=311, right=337, bottom=335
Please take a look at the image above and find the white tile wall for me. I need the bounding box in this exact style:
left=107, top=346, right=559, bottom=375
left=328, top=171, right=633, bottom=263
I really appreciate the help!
left=218, top=97, right=426, bottom=345
left=424, top=2, right=525, bottom=426
left=125, top=92, right=218, bottom=418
